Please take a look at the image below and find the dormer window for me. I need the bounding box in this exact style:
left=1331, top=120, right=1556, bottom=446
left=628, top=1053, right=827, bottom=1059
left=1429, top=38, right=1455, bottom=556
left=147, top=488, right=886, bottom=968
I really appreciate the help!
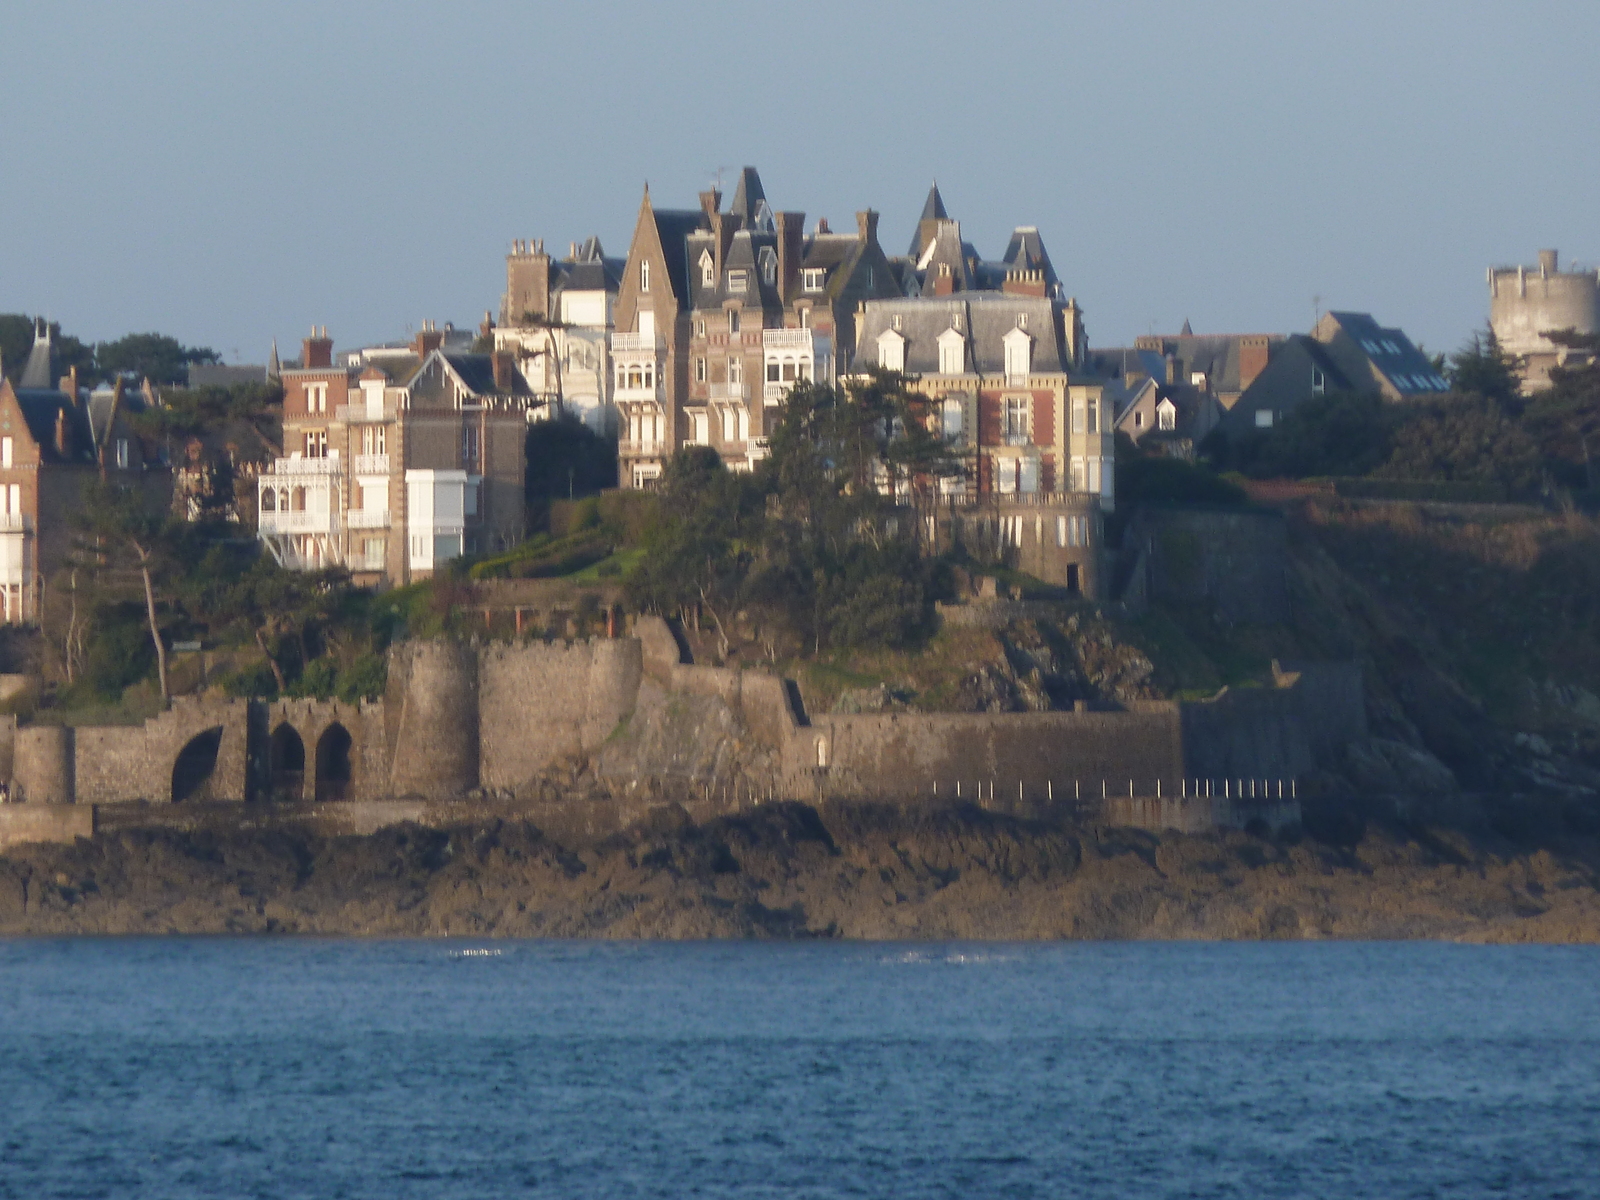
left=640, top=260, right=650, bottom=292
left=937, top=327, right=966, bottom=375
left=892, top=314, right=903, bottom=331
left=1017, top=313, right=1027, bottom=329
left=1158, top=400, right=1177, bottom=431
left=759, top=248, right=777, bottom=286
left=699, top=250, right=714, bottom=288
left=1002, top=326, right=1032, bottom=383
left=877, top=329, right=905, bottom=373
left=803, top=268, right=825, bottom=292
left=727, top=269, right=748, bottom=291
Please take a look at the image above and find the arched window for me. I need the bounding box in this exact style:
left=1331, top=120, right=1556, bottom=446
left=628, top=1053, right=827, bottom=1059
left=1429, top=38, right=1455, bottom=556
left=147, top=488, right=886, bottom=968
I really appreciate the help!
left=261, top=488, right=276, bottom=512
left=291, top=487, right=306, bottom=512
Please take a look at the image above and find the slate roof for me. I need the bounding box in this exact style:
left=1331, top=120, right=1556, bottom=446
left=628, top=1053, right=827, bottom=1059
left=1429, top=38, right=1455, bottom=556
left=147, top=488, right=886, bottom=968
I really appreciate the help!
left=189, top=364, right=269, bottom=388
left=440, top=353, right=535, bottom=398
left=650, top=208, right=711, bottom=303
left=1318, top=311, right=1449, bottom=394
left=19, top=320, right=54, bottom=390
left=855, top=294, right=1071, bottom=375
left=1001, top=227, right=1058, bottom=291
left=86, top=382, right=148, bottom=447
left=555, top=236, right=624, bottom=295
left=727, top=167, right=772, bottom=230
left=11, top=388, right=96, bottom=464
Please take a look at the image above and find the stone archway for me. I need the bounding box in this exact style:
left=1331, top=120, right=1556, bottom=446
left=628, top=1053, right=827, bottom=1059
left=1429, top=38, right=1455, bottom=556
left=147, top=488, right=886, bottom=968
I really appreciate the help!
left=171, top=725, right=224, bottom=803
left=314, top=723, right=353, bottom=802
left=271, top=722, right=305, bottom=803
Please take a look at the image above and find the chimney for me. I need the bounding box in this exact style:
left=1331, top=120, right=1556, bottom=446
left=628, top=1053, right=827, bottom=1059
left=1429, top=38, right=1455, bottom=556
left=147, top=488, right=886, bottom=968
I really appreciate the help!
left=1165, top=353, right=1180, bottom=385
left=856, top=210, right=880, bottom=246
left=491, top=351, right=516, bottom=393
left=303, top=326, right=333, bottom=368
left=62, top=365, right=79, bottom=401
left=54, top=406, right=69, bottom=457
left=698, top=189, right=722, bottom=218
left=1238, top=335, right=1271, bottom=389
left=931, top=262, right=955, bottom=297
left=414, top=319, right=445, bottom=358
left=817, top=217, right=830, bottom=234
left=775, top=210, right=804, bottom=302
left=1002, top=269, right=1046, bottom=297
left=1539, top=248, right=1558, bottom=276
left=480, top=310, right=495, bottom=343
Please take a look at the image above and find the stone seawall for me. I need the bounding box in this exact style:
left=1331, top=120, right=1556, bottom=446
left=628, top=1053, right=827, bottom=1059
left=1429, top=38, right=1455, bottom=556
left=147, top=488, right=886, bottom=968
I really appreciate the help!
left=0, top=804, right=94, bottom=849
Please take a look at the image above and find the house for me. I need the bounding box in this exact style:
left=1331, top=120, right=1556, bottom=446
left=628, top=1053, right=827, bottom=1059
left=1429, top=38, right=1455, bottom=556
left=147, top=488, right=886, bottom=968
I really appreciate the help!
left=1219, top=311, right=1448, bottom=434
left=612, top=167, right=902, bottom=487
left=0, top=320, right=159, bottom=623
left=258, top=327, right=530, bottom=584
left=495, top=235, right=624, bottom=434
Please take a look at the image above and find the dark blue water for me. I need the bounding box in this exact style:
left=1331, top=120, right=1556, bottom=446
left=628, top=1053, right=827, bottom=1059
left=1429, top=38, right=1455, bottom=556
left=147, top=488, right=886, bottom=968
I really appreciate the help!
left=0, top=941, right=1596, bottom=1198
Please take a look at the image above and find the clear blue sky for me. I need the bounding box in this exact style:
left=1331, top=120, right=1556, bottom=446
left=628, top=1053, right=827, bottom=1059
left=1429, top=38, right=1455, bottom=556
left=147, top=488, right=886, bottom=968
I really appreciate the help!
left=3, top=0, right=1597, bottom=364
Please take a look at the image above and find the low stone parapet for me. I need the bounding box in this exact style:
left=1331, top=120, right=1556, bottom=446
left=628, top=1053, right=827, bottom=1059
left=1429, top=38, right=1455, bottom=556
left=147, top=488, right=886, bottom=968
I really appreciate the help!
left=0, top=804, right=95, bottom=850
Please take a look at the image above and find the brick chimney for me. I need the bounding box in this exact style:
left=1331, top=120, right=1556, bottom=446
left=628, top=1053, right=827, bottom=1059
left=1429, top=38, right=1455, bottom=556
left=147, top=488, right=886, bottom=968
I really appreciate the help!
left=1165, top=353, right=1180, bottom=385
left=1238, top=335, right=1271, bottom=389
left=698, top=189, right=722, bottom=218
left=491, top=351, right=516, bottom=393
left=54, top=406, right=70, bottom=457
left=775, top=210, right=804, bottom=302
left=855, top=210, right=880, bottom=246
left=413, top=319, right=445, bottom=358
left=931, top=262, right=955, bottom=297
left=1002, top=269, right=1047, bottom=297
left=302, top=326, right=333, bottom=368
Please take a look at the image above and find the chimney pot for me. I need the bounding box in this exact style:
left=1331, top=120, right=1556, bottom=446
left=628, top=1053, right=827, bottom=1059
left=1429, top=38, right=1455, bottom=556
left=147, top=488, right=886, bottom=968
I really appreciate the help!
left=1539, top=248, right=1558, bottom=275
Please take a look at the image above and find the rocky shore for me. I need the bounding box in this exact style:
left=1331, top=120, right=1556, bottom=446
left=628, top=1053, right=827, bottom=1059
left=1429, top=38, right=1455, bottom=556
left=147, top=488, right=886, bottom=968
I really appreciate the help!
left=1, top=797, right=1597, bottom=941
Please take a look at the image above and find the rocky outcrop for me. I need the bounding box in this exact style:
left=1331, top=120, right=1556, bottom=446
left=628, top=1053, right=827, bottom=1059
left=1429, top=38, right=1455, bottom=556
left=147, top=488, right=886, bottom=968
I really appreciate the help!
left=1, top=797, right=1597, bottom=941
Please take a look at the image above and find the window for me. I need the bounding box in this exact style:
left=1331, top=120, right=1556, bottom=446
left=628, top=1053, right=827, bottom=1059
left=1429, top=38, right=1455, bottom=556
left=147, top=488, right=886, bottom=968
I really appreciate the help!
left=767, top=361, right=781, bottom=383
left=721, top=408, right=736, bottom=441
left=877, top=329, right=905, bottom=373
left=1255, top=409, right=1275, bottom=428
left=362, top=425, right=386, bottom=455
left=306, top=383, right=327, bottom=414
left=1004, top=396, right=1030, bottom=444
left=1, top=437, right=11, bottom=468
left=699, top=250, right=714, bottom=287
left=1003, top=327, right=1032, bottom=382
left=728, top=310, right=740, bottom=335
left=1134, top=410, right=1144, bottom=428
left=640, top=260, right=650, bottom=292
left=462, top=425, right=479, bottom=468
left=760, top=249, right=776, bottom=285
left=1311, top=366, right=1326, bottom=396
left=799, top=307, right=810, bottom=328
left=803, top=268, right=825, bottom=292
left=261, top=487, right=276, bottom=512
left=1072, top=397, right=1086, bottom=435
left=782, top=359, right=797, bottom=382
left=1071, top=458, right=1085, bottom=491
left=1057, top=515, right=1067, bottom=547
left=941, top=396, right=964, bottom=442
left=938, top=328, right=965, bottom=375
left=1158, top=402, right=1176, bottom=432
left=1017, top=313, right=1027, bottom=329
left=305, top=429, right=327, bottom=458
left=695, top=319, right=706, bottom=337
left=728, top=358, right=743, bottom=384
left=692, top=411, right=708, bottom=444
left=727, top=269, right=748, bottom=291
left=695, top=357, right=706, bottom=383
left=1086, top=397, right=1098, bottom=434
left=115, top=438, right=129, bottom=469
left=892, top=314, right=903, bottom=331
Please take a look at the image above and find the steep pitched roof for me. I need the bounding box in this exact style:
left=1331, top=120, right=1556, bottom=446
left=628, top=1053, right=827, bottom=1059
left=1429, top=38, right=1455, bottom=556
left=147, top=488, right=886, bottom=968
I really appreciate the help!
left=7, top=383, right=97, bottom=465
left=727, top=167, right=771, bottom=229
left=19, top=319, right=55, bottom=390
left=855, top=294, right=1071, bottom=375
left=1000, top=227, right=1058, bottom=291
left=649, top=208, right=711, bottom=303
left=907, top=183, right=949, bottom=255
left=1316, top=311, right=1448, bottom=394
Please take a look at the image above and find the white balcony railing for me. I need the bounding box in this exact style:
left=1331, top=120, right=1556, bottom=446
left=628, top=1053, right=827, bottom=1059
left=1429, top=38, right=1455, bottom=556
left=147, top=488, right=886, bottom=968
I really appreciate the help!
left=352, top=454, right=389, bottom=476
left=763, top=383, right=788, bottom=406
left=0, top=513, right=32, bottom=533
left=762, top=328, right=816, bottom=350
left=346, top=509, right=391, bottom=529
left=611, top=332, right=664, bottom=353
left=270, top=453, right=341, bottom=476
left=259, top=509, right=341, bottom=535
left=615, top=384, right=663, bottom=402
left=709, top=382, right=747, bottom=401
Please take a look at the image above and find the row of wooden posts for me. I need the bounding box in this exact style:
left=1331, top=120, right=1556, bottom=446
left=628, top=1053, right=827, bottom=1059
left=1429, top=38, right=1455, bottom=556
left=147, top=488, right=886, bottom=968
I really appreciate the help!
left=689, top=778, right=1299, bottom=807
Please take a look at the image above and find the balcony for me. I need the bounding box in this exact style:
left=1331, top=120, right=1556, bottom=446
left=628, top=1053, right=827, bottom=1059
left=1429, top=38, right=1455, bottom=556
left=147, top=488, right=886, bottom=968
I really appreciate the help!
left=615, top=382, right=663, bottom=402
left=346, top=508, right=391, bottom=529
left=763, top=383, right=788, bottom=406
left=0, top=513, right=32, bottom=533
left=762, top=328, right=816, bottom=351
left=352, top=453, right=390, bottom=476
left=334, top=399, right=400, bottom=424
left=618, top=440, right=667, bottom=458
left=612, top=332, right=664, bottom=353
left=709, top=382, right=748, bottom=401
left=259, top=509, right=341, bottom=535
left=269, top=453, right=341, bottom=477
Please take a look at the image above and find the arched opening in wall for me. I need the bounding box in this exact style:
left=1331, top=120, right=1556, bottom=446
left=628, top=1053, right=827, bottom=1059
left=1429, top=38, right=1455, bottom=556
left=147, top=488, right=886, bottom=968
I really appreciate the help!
left=171, top=726, right=224, bottom=803
left=314, top=723, right=353, bottom=802
left=270, top=723, right=305, bottom=803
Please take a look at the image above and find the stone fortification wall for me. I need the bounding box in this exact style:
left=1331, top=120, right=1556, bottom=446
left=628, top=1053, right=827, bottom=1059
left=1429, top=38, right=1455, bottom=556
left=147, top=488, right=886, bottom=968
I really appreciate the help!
left=1122, top=507, right=1288, bottom=624
left=70, top=697, right=251, bottom=805
left=260, top=698, right=384, bottom=802
left=385, top=641, right=480, bottom=799
left=1179, top=687, right=1315, bottom=782
left=478, top=637, right=641, bottom=791
left=14, top=726, right=73, bottom=805
left=794, top=706, right=1185, bottom=802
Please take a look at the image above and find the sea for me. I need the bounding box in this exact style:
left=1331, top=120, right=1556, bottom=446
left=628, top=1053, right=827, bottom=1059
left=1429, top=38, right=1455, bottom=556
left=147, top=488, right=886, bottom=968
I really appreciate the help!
left=0, top=940, right=1595, bottom=1199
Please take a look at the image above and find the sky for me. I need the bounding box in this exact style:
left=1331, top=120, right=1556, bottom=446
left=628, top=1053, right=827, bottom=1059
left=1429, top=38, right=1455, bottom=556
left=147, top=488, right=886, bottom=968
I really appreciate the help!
left=3, top=0, right=1598, bottom=364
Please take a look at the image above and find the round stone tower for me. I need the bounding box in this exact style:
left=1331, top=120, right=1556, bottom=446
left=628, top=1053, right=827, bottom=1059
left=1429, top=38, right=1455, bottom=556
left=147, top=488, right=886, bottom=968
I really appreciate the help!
left=13, top=726, right=74, bottom=804
left=384, top=640, right=479, bottom=798
left=1488, top=249, right=1600, bottom=391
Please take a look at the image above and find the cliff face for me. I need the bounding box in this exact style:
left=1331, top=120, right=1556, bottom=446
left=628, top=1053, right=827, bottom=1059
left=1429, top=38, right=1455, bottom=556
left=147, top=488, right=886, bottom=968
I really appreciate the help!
left=1, top=799, right=1596, bottom=941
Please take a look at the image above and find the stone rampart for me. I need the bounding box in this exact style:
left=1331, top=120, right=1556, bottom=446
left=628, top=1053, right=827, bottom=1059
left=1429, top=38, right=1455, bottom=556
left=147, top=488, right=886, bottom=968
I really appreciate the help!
left=385, top=641, right=479, bottom=799
left=71, top=697, right=251, bottom=805
left=478, top=637, right=641, bottom=790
